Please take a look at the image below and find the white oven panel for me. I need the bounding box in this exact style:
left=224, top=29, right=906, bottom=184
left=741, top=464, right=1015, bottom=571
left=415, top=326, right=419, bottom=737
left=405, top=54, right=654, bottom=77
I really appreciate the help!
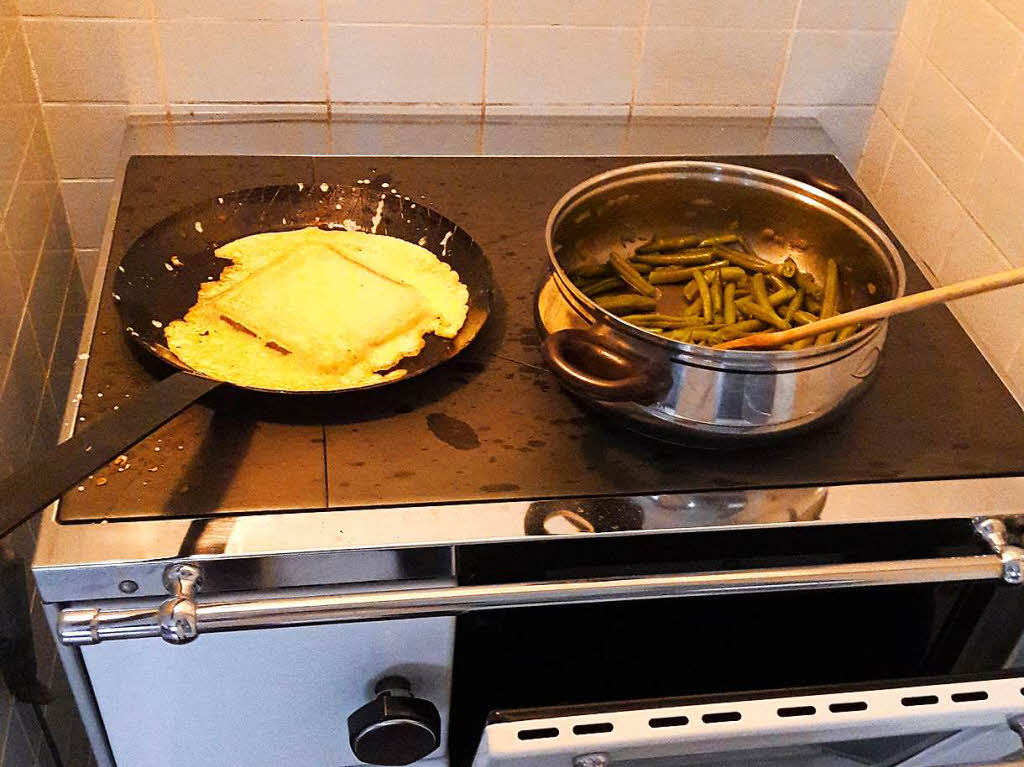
left=82, top=616, right=454, bottom=767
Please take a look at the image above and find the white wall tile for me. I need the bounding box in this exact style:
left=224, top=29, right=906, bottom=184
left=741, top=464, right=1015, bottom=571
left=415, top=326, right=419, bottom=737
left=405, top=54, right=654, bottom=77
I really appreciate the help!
left=326, top=0, right=484, bottom=24
left=856, top=109, right=897, bottom=196
left=18, top=0, right=147, bottom=16
left=779, top=30, right=895, bottom=105
left=329, top=25, right=483, bottom=103
left=797, top=0, right=907, bottom=30
left=874, top=135, right=961, bottom=274
left=928, top=0, right=1022, bottom=121
left=967, top=134, right=1024, bottom=268
left=902, top=62, right=990, bottom=203
left=60, top=179, right=114, bottom=249
left=877, top=34, right=922, bottom=127
left=491, top=0, right=645, bottom=26
left=161, top=21, right=324, bottom=102
left=814, top=105, right=875, bottom=169
left=23, top=19, right=159, bottom=102
left=989, top=0, right=1024, bottom=30
left=899, top=0, right=940, bottom=47
left=488, top=26, right=636, bottom=105
left=996, top=58, right=1024, bottom=156
left=156, top=0, right=321, bottom=20
left=638, top=28, right=788, bottom=105
left=42, top=104, right=127, bottom=179
left=647, top=0, right=796, bottom=28
left=937, top=207, right=1024, bottom=372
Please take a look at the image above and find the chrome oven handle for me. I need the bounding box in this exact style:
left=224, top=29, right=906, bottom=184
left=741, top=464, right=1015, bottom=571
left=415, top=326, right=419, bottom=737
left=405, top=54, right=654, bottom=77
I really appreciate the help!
left=58, top=547, right=1021, bottom=647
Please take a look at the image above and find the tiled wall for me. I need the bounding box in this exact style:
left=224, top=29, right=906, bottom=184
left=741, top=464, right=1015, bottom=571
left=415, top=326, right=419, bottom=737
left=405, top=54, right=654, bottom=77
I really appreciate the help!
left=0, top=0, right=93, bottom=764
left=19, top=0, right=907, bottom=287
left=857, top=0, right=1024, bottom=401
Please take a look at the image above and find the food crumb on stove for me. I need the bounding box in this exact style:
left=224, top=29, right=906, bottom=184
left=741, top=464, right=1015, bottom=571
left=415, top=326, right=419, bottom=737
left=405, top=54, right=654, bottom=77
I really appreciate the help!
left=85, top=445, right=92, bottom=452
left=761, top=228, right=775, bottom=239
left=118, top=265, right=125, bottom=272
left=164, top=262, right=173, bottom=271
left=171, top=255, right=184, bottom=267
left=194, top=221, right=203, bottom=233
left=77, top=353, right=89, bottom=360
left=297, top=183, right=304, bottom=191
left=148, top=467, right=158, bottom=472
left=282, top=218, right=287, bottom=225
left=112, top=293, right=120, bottom=301
left=97, top=392, right=103, bottom=397
left=77, top=486, right=84, bottom=491
left=113, top=405, right=119, bottom=410
left=320, top=182, right=329, bottom=192
left=95, top=477, right=107, bottom=486
left=381, top=182, right=389, bottom=188
left=335, top=203, right=342, bottom=210
left=218, top=197, right=224, bottom=204
left=867, top=282, right=877, bottom=295
left=154, top=446, right=161, bottom=452
left=152, top=320, right=163, bottom=328
left=78, top=416, right=85, bottom=421
left=177, top=445, right=184, bottom=450
left=114, top=454, right=128, bottom=466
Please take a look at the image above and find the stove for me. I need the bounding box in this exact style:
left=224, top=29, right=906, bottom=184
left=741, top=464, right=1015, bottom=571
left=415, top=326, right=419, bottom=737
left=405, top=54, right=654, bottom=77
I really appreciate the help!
left=56, top=153, right=1024, bottom=525
left=34, top=149, right=1024, bottom=767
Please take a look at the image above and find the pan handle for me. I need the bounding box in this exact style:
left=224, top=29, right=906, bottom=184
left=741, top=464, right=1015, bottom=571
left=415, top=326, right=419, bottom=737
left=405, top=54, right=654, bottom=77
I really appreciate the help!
left=0, top=371, right=220, bottom=538
left=542, top=328, right=667, bottom=403
left=778, top=167, right=867, bottom=211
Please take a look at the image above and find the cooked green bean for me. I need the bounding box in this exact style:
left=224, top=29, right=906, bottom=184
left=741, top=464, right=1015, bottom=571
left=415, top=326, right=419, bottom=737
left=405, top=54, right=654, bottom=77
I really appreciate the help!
left=805, top=296, right=822, bottom=314
left=682, top=279, right=700, bottom=301
left=633, top=249, right=715, bottom=266
left=636, top=235, right=701, bottom=254
left=714, top=266, right=749, bottom=283
left=780, top=257, right=798, bottom=279
left=750, top=273, right=772, bottom=308
left=792, top=310, right=819, bottom=326
left=785, top=338, right=815, bottom=350
left=716, top=247, right=773, bottom=274
left=609, top=253, right=658, bottom=298
left=795, top=271, right=824, bottom=300
left=648, top=259, right=729, bottom=285
left=768, top=285, right=796, bottom=308
left=714, top=319, right=765, bottom=342
left=620, top=313, right=706, bottom=329
left=581, top=276, right=623, bottom=296
left=814, top=258, right=840, bottom=346
left=767, top=273, right=792, bottom=292
left=835, top=324, right=858, bottom=342
left=723, top=282, right=737, bottom=325
left=699, top=234, right=740, bottom=247
left=783, top=287, right=805, bottom=322
left=736, top=298, right=791, bottom=330
left=570, top=263, right=612, bottom=279
left=594, top=293, right=658, bottom=314
left=693, top=270, right=713, bottom=320
left=682, top=298, right=704, bottom=317
left=709, top=270, right=723, bottom=318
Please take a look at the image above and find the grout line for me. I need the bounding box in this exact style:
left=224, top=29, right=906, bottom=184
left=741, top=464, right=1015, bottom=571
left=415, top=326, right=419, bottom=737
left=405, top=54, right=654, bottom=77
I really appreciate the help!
left=767, top=0, right=804, bottom=129
left=319, top=0, right=331, bottom=118
left=625, top=0, right=652, bottom=126
left=477, top=0, right=491, bottom=153
left=144, top=0, right=171, bottom=120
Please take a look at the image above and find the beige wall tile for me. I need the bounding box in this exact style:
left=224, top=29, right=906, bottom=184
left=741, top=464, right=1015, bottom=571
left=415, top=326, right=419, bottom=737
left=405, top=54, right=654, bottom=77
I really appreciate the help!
left=18, top=0, right=148, bottom=16
left=488, top=26, right=636, bottom=105
left=0, top=105, right=34, bottom=211
left=779, top=30, right=895, bottom=105
left=0, top=32, right=40, bottom=105
left=775, top=104, right=874, bottom=169
left=327, top=0, right=485, bottom=24
left=877, top=34, right=922, bottom=128
left=902, top=62, right=990, bottom=203
left=989, top=0, right=1024, bottom=30
left=1008, top=347, right=1024, bottom=401
left=857, top=109, right=897, bottom=196
left=5, top=180, right=54, bottom=255
left=996, top=58, right=1024, bottom=156
left=19, top=118, right=58, bottom=184
left=492, top=0, right=644, bottom=26
left=899, top=0, right=940, bottom=47
left=156, top=0, right=321, bottom=19
left=648, top=0, right=796, bottom=28
left=937, top=207, right=1024, bottom=372
left=0, top=320, right=45, bottom=459
left=161, top=21, right=324, bottom=102
left=330, top=25, right=483, bottom=103
left=929, top=0, right=1022, bottom=121
left=638, top=27, right=788, bottom=105
left=797, top=0, right=907, bottom=30
left=24, top=19, right=160, bottom=102
left=42, top=104, right=127, bottom=179
left=60, top=179, right=114, bottom=249
left=967, top=134, right=1024, bottom=267
left=874, top=135, right=961, bottom=274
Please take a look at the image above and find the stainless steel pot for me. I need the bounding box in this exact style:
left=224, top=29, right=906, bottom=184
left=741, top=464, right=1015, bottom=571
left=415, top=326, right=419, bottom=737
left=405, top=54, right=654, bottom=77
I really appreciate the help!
left=536, top=161, right=906, bottom=444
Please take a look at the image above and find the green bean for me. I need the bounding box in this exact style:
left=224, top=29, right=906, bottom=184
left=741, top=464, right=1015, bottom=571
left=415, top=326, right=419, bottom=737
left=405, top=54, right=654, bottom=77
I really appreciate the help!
left=805, top=296, right=822, bottom=314
left=736, top=298, right=791, bottom=330
left=814, top=258, right=840, bottom=346
left=750, top=273, right=772, bottom=308
left=609, top=253, right=659, bottom=298
left=648, top=259, right=729, bottom=285
left=621, top=313, right=707, bottom=329
left=714, top=319, right=765, bottom=341
left=665, top=328, right=694, bottom=343
left=633, top=249, right=715, bottom=266
left=785, top=338, right=815, bottom=350
left=780, top=257, right=798, bottom=279
left=699, top=234, right=740, bottom=247
left=636, top=235, right=701, bottom=254
left=686, top=328, right=725, bottom=343
left=594, top=293, right=657, bottom=315
left=709, top=270, right=723, bottom=318
left=682, top=279, right=700, bottom=301
left=783, top=287, right=805, bottom=322
left=767, top=273, right=792, bottom=292
left=768, top=286, right=796, bottom=308
left=581, top=276, right=623, bottom=296
left=792, top=310, right=819, bottom=326
left=569, top=263, right=612, bottom=279
left=795, top=271, right=824, bottom=300
left=693, top=270, right=713, bottom=320
left=723, top=282, right=737, bottom=325
left=716, top=246, right=773, bottom=273
left=835, top=324, right=858, bottom=342
left=682, top=298, right=703, bottom=317
left=714, top=266, right=749, bottom=283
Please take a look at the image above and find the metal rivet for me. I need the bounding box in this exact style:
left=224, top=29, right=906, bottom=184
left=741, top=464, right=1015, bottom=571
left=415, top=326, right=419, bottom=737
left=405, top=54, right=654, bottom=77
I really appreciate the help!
left=118, top=580, right=139, bottom=594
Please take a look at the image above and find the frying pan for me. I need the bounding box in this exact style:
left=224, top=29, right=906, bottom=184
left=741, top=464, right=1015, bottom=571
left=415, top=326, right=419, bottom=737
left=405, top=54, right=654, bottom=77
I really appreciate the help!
left=0, top=183, right=492, bottom=537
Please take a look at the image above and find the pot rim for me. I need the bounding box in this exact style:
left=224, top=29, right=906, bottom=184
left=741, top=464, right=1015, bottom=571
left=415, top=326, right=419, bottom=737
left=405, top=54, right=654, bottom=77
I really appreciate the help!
left=544, top=160, right=907, bottom=363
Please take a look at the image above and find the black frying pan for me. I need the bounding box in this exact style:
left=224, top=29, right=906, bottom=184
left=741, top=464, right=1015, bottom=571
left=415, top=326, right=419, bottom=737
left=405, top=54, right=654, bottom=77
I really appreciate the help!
left=0, top=183, right=492, bottom=537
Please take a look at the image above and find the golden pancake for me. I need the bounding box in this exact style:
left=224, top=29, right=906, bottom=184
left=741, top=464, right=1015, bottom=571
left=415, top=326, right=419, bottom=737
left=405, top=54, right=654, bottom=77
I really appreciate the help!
left=164, top=227, right=470, bottom=391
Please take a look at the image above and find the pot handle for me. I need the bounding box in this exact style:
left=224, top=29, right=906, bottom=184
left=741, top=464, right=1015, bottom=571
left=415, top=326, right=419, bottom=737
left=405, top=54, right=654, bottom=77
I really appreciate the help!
left=778, top=167, right=867, bottom=212
left=542, top=328, right=665, bottom=403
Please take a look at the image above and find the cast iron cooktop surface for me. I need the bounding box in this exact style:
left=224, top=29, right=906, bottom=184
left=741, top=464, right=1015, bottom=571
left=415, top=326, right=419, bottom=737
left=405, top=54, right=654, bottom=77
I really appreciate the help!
left=58, top=155, right=1024, bottom=522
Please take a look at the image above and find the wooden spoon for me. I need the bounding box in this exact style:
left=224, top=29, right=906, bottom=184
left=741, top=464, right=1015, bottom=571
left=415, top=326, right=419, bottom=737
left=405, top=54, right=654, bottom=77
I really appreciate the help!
left=715, top=265, right=1024, bottom=351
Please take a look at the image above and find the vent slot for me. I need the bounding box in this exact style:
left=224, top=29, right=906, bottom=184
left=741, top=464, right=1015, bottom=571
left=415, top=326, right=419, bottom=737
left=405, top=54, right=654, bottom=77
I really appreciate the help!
left=573, top=722, right=613, bottom=735
left=901, top=695, right=939, bottom=707
left=777, top=705, right=816, bottom=718
left=829, top=701, right=868, bottom=713
left=702, top=711, right=741, bottom=724
left=517, top=727, right=559, bottom=741
left=951, top=691, right=988, bottom=703
left=649, top=715, right=689, bottom=729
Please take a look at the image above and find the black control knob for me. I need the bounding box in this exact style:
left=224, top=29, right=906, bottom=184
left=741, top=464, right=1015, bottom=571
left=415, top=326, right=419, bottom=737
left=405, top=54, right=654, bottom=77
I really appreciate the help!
left=348, top=676, right=441, bottom=766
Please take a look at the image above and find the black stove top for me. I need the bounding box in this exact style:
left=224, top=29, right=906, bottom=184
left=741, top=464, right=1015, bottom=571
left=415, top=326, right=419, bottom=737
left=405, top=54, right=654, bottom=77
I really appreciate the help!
left=58, top=154, right=1024, bottom=523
